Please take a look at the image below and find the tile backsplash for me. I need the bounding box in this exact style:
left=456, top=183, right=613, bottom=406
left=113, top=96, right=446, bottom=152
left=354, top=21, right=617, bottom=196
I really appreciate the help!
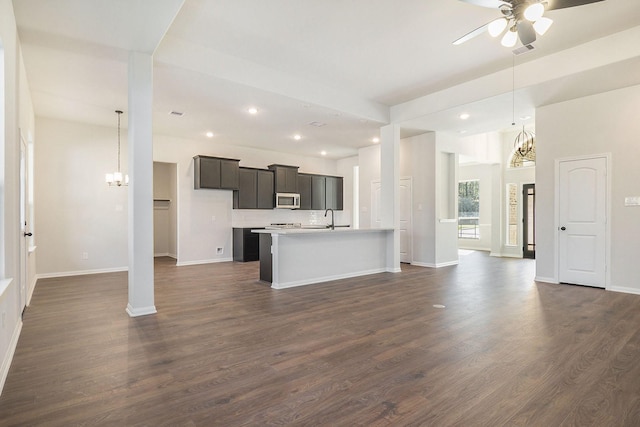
left=232, top=209, right=352, bottom=228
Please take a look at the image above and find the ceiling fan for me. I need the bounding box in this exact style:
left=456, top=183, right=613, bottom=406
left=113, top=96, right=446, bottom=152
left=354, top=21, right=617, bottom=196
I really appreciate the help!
left=453, top=0, right=605, bottom=48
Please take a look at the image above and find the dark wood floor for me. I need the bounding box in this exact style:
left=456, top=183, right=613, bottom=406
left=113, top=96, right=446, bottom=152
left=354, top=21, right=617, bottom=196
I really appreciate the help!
left=2, top=252, right=640, bottom=426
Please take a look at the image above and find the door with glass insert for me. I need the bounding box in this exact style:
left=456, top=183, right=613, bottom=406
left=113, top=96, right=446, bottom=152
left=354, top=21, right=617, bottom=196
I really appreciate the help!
left=522, top=184, right=535, bottom=259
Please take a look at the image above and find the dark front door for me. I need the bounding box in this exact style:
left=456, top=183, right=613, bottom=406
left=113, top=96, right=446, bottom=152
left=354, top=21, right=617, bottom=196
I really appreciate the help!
left=523, top=183, right=535, bottom=259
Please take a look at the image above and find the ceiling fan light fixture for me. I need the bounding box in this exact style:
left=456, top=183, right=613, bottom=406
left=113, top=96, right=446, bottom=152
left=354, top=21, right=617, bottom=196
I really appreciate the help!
left=533, top=16, right=553, bottom=35
left=501, top=28, right=518, bottom=47
left=488, top=17, right=508, bottom=37
left=523, top=3, right=545, bottom=22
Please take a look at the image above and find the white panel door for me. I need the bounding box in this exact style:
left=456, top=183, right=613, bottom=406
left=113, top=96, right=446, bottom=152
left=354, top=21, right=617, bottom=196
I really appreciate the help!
left=372, top=179, right=412, bottom=263
left=399, top=178, right=412, bottom=263
left=558, top=157, right=606, bottom=287
left=371, top=181, right=382, bottom=228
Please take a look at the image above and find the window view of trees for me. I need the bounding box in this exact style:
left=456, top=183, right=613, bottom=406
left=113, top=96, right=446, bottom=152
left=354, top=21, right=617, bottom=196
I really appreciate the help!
left=458, top=180, right=479, bottom=239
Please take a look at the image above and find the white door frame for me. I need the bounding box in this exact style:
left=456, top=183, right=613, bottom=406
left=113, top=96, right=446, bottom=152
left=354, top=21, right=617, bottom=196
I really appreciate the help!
left=19, top=131, right=29, bottom=312
left=399, top=177, right=413, bottom=263
left=554, top=153, right=611, bottom=289
left=372, top=177, right=413, bottom=263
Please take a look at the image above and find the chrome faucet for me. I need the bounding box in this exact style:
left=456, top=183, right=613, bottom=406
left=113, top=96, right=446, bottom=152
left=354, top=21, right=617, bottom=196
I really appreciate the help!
left=324, top=208, right=335, bottom=230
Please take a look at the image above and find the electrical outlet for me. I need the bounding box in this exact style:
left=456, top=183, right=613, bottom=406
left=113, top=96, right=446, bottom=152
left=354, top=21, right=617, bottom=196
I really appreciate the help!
left=82, top=252, right=89, bottom=260
left=216, top=247, right=223, bottom=254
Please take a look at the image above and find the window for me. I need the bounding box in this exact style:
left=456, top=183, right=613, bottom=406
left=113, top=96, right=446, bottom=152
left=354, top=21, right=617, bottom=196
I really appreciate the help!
left=507, top=183, right=518, bottom=246
left=458, top=180, right=479, bottom=239
left=509, top=144, right=536, bottom=168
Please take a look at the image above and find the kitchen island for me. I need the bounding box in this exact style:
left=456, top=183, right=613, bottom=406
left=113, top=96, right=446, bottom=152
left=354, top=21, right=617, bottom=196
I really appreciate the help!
left=252, top=227, right=397, bottom=289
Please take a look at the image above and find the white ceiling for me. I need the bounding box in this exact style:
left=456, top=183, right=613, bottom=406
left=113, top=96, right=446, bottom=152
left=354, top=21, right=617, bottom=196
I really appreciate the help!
left=12, top=0, right=640, bottom=159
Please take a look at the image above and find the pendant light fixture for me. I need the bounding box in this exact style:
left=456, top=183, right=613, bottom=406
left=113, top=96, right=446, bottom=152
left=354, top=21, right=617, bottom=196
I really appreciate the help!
left=514, top=125, right=535, bottom=156
left=510, top=55, right=535, bottom=157
left=105, top=110, right=129, bottom=187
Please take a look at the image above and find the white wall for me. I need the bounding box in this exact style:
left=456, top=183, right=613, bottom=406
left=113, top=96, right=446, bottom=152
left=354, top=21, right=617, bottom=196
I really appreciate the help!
left=1, top=0, right=36, bottom=395
left=34, top=118, right=349, bottom=272
left=404, top=133, right=437, bottom=266
left=35, top=118, right=129, bottom=275
left=357, top=144, right=381, bottom=229
left=458, top=163, right=495, bottom=251
left=536, top=84, right=640, bottom=292
left=360, top=132, right=460, bottom=267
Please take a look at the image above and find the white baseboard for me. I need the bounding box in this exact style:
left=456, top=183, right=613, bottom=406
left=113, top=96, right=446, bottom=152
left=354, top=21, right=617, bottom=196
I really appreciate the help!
left=36, top=266, right=128, bottom=280
left=387, top=267, right=402, bottom=273
left=0, top=319, right=23, bottom=396
left=126, top=304, right=157, bottom=317
left=176, top=257, right=233, bottom=267
left=411, top=260, right=459, bottom=268
left=27, top=276, right=37, bottom=306
left=272, top=268, right=387, bottom=289
left=154, top=252, right=170, bottom=257
left=535, top=276, right=558, bottom=284
left=607, top=286, right=640, bottom=296
left=0, top=278, right=12, bottom=299
left=493, top=252, right=522, bottom=258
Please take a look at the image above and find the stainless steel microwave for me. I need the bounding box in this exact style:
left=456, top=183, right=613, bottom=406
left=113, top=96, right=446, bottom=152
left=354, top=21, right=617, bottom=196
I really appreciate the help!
left=275, top=193, right=301, bottom=209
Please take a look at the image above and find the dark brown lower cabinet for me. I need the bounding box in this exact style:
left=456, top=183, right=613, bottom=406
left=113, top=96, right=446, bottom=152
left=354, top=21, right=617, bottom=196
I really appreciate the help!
left=259, top=233, right=272, bottom=282
left=233, top=228, right=263, bottom=262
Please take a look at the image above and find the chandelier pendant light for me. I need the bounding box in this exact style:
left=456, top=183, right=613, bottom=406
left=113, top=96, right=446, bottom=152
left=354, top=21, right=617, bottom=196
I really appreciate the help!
left=510, top=55, right=535, bottom=157
left=105, top=110, right=129, bottom=187
left=514, top=125, right=535, bottom=156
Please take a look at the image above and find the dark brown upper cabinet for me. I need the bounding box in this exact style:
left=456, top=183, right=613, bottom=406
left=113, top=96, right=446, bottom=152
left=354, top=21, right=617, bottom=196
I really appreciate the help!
left=311, top=175, right=326, bottom=210
left=193, top=155, right=240, bottom=190
left=269, top=164, right=299, bottom=193
left=233, top=167, right=275, bottom=209
left=298, top=173, right=312, bottom=210
left=325, top=176, right=343, bottom=210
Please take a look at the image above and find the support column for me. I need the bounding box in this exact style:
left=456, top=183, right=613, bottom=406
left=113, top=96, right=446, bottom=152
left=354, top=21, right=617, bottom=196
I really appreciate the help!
left=126, top=51, right=156, bottom=317
left=380, top=124, right=401, bottom=272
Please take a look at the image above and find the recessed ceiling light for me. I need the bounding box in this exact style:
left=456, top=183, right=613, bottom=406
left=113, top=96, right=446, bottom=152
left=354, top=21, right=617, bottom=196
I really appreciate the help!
left=293, top=134, right=302, bottom=141
left=520, top=115, right=532, bottom=120
left=320, top=151, right=327, bottom=156
left=372, top=137, right=380, bottom=143
left=247, top=107, right=259, bottom=115
left=206, top=131, right=214, bottom=138
left=459, top=130, right=467, bottom=134
left=459, top=113, right=470, bottom=120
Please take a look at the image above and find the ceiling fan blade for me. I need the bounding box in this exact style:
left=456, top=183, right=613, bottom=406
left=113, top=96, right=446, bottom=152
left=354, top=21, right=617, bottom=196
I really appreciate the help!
left=546, top=0, right=605, bottom=11
left=517, top=20, right=537, bottom=45
left=458, top=0, right=511, bottom=9
left=453, top=22, right=490, bottom=45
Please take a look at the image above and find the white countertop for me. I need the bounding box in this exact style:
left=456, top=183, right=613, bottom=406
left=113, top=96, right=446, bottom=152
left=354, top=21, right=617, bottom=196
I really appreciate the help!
left=252, top=227, right=394, bottom=235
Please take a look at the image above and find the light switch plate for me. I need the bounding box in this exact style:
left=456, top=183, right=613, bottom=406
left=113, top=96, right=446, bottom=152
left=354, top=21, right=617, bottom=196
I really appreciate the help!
left=624, top=196, right=640, bottom=206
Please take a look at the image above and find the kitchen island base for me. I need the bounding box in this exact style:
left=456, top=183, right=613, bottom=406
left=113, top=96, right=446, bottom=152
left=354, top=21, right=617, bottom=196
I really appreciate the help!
left=256, top=228, right=397, bottom=289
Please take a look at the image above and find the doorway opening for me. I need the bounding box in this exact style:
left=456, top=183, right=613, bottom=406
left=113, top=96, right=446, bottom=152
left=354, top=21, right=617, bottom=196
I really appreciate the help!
left=153, top=162, right=178, bottom=264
